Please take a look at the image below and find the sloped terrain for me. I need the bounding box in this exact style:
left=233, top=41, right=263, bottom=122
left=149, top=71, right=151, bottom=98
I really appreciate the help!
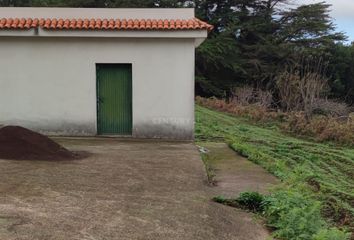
left=196, top=105, right=354, bottom=236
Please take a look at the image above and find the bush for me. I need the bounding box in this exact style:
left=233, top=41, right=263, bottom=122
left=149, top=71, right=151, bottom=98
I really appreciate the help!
left=313, top=228, right=350, bottom=240
left=236, top=191, right=265, bottom=212
left=275, top=56, right=329, bottom=117
left=262, top=190, right=349, bottom=240
left=195, top=96, right=284, bottom=123
left=231, top=87, right=273, bottom=108
left=212, top=196, right=240, bottom=208
left=213, top=192, right=266, bottom=212
left=262, top=190, right=324, bottom=237
left=283, top=112, right=354, bottom=145
left=312, top=98, right=350, bottom=117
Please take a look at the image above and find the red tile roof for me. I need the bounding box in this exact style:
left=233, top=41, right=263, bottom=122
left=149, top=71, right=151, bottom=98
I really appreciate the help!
left=0, top=17, right=213, bottom=31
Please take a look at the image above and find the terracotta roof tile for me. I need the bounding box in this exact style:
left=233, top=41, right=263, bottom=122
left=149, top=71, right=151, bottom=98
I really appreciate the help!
left=0, top=17, right=213, bottom=31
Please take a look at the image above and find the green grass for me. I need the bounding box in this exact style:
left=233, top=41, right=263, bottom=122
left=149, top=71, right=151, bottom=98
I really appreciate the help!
left=195, top=105, right=354, bottom=235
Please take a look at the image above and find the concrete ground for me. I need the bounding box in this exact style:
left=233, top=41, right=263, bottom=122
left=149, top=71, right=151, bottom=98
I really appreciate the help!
left=0, top=138, right=270, bottom=240
left=198, top=142, right=279, bottom=198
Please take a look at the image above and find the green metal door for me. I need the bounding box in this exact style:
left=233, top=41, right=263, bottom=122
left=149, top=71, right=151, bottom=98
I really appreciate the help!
left=97, top=64, right=132, bottom=135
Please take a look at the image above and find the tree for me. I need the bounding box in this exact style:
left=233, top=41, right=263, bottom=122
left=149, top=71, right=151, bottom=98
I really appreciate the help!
left=194, top=0, right=253, bottom=97
left=36, top=0, right=190, bottom=7
left=195, top=0, right=345, bottom=98
left=0, top=0, right=32, bottom=6
left=276, top=2, right=345, bottom=52
left=328, top=43, right=354, bottom=103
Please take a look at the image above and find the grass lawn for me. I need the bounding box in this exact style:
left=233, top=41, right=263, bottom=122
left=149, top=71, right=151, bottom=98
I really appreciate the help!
left=195, top=105, right=354, bottom=238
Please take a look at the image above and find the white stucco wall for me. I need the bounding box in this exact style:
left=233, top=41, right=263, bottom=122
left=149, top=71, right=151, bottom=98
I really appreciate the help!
left=0, top=37, right=195, bottom=139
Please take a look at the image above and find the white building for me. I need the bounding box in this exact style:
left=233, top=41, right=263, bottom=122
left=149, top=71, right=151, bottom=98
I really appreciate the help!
left=0, top=8, right=212, bottom=139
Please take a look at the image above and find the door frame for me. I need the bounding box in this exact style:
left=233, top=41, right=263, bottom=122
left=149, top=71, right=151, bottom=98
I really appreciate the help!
left=95, top=63, right=133, bottom=136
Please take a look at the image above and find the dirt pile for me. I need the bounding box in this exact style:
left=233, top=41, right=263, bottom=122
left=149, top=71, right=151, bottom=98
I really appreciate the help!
left=0, top=126, right=79, bottom=161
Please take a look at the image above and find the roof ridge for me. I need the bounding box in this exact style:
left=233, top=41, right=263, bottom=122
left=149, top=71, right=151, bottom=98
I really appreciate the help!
left=0, top=17, right=213, bottom=31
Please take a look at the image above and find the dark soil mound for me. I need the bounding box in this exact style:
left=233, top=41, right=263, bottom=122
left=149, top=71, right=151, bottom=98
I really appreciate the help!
left=0, top=126, right=79, bottom=161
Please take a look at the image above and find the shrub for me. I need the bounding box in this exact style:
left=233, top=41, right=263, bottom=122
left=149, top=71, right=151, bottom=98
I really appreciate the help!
left=262, top=190, right=349, bottom=240
left=313, top=228, right=350, bottom=240
left=236, top=191, right=265, bottom=212
left=312, top=98, right=350, bottom=117
left=255, top=88, right=273, bottom=108
left=283, top=112, right=354, bottom=145
left=230, top=87, right=273, bottom=108
left=232, top=86, right=254, bottom=106
left=276, top=56, right=329, bottom=118
left=213, top=192, right=265, bottom=212
left=212, top=196, right=240, bottom=208
left=213, top=195, right=227, bottom=204
left=195, top=96, right=283, bottom=123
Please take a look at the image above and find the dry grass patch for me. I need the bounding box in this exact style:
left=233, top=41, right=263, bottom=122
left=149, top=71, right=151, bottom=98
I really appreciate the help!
left=196, top=96, right=354, bottom=146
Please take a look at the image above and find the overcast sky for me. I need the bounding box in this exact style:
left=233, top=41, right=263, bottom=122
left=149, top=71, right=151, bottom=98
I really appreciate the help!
left=297, top=0, right=354, bottom=42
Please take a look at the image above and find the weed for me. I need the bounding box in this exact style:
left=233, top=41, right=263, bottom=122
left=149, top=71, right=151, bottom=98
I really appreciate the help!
left=200, top=153, right=217, bottom=185
left=213, top=192, right=265, bottom=212
left=213, top=196, right=240, bottom=208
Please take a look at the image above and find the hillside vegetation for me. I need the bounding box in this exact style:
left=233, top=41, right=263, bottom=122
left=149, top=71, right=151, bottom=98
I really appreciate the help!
left=196, top=105, right=353, bottom=239
left=196, top=95, right=354, bottom=146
